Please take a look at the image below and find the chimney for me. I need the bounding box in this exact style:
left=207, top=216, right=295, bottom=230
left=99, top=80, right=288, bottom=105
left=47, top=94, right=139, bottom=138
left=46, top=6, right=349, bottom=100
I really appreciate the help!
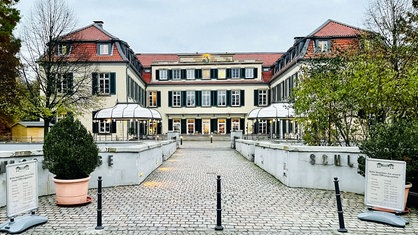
left=93, top=21, right=104, bottom=28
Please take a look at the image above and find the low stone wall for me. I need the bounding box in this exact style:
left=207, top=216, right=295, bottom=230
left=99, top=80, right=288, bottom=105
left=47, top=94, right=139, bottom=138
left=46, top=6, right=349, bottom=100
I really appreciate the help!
left=0, top=140, right=177, bottom=207
left=235, top=139, right=365, bottom=194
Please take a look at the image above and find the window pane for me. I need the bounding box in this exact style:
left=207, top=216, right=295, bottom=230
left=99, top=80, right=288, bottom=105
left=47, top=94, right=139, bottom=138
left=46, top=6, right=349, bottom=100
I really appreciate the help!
left=231, top=90, right=240, bottom=106
left=173, top=69, right=181, bottom=80
left=218, top=90, right=226, bottom=106
left=159, top=70, right=168, bottom=80
left=202, top=90, right=211, bottom=106
left=186, top=91, right=195, bottom=107
left=149, top=91, right=157, bottom=107
left=232, top=68, right=240, bottom=78
left=173, top=91, right=181, bottom=107
left=186, top=69, right=195, bottom=79
left=245, top=68, right=254, bottom=78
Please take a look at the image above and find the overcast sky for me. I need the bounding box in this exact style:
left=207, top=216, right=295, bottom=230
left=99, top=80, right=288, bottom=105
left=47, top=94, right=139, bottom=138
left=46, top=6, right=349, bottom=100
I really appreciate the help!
left=15, top=0, right=369, bottom=54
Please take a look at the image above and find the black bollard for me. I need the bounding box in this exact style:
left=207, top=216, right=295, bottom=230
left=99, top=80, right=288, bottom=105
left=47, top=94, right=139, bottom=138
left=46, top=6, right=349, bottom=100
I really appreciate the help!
left=215, top=175, right=224, bottom=231
left=210, top=135, right=213, bottom=143
left=180, top=136, right=183, bottom=145
left=334, top=177, right=347, bottom=233
left=95, top=176, right=104, bottom=230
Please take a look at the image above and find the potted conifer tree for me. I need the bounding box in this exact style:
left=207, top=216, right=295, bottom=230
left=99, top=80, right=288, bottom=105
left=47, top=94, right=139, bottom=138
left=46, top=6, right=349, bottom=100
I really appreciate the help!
left=43, top=114, right=100, bottom=205
left=358, top=119, right=418, bottom=210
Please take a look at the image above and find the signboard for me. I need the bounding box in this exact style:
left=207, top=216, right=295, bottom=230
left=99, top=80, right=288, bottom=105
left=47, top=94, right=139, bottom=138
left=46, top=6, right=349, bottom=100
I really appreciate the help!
left=364, top=158, right=406, bottom=212
left=6, top=160, right=38, bottom=217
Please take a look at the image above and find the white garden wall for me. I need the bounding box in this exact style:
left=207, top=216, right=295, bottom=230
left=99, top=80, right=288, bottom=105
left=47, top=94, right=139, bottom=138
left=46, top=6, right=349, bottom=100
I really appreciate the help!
left=235, top=139, right=365, bottom=194
left=0, top=140, right=177, bottom=207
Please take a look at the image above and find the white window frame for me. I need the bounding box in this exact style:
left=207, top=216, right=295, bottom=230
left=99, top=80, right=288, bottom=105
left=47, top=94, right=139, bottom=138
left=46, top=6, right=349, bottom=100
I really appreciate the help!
left=232, top=118, right=240, bottom=131
left=258, top=120, right=267, bottom=134
left=159, top=70, right=168, bottom=80
left=187, top=119, right=195, bottom=134
left=316, top=40, right=331, bottom=53
left=186, top=91, right=195, bottom=107
left=231, top=90, right=240, bottom=106
left=172, top=91, right=181, bottom=107
left=245, top=68, right=254, bottom=78
left=99, top=120, right=111, bottom=134
left=217, top=90, right=226, bottom=106
left=202, top=90, right=211, bottom=107
left=172, top=69, right=181, bottom=80
left=218, top=119, right=226, bottom=134
left=148, top=91, right=157, bottom=107
left=98, top=43, right=112, bottom=55
left=231, top=68, right=240, bottom=78
left=258, top=90, right=268, bottom=106
left=98, top=73, right=110, bottom=95
left=173, top=119, right=181, bottom=132
left=186, top=69, right=195, bottom=80
left=202, top=119, right=210, bottom=135
left=57, top=43, right=71, bottom=56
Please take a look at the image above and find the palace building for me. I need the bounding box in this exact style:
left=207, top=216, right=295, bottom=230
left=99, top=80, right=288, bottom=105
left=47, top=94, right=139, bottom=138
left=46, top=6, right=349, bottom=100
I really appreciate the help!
left=54, top=19, right=363, bottom=141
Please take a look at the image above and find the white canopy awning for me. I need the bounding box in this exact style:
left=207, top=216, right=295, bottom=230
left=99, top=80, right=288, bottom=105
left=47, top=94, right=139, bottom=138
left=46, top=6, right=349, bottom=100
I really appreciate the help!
left=248, top=103, right=295, bottom=119
left=94, top=103, right=162, bottom=120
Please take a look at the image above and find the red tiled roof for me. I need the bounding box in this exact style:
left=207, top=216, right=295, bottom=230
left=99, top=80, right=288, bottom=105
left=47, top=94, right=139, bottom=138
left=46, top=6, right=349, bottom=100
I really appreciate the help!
left=137, top=53, right=282, bottom=68
left=137, top=54, right=180, bottom=67
left=310, top=20, right=363, bottom=37
left=65, top=25, right=115, bottom=41
left=69, top=42, right=124, bottom=61
left=233, top=53, right=283, bottom=67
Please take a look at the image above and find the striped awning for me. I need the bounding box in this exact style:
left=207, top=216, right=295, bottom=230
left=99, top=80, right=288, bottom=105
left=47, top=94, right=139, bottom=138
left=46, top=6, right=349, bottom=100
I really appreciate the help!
left=94, top=103, right=162, bottom=120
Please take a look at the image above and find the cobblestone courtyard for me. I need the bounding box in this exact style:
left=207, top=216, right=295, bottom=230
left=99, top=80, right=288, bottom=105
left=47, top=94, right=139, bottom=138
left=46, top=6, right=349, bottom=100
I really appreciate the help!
left=1, top=141, right=417, bottom=234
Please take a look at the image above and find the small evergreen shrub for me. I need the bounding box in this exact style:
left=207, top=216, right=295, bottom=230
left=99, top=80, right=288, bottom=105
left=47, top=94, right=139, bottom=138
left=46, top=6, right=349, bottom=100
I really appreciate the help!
left=43, top=115, right=99, bottom=179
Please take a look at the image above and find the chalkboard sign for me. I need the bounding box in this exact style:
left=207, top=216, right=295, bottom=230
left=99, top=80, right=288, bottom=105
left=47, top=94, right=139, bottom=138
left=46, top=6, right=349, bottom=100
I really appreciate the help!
left=6, top=160, right=38, bottom=217
left=365, top=158, right=406, bottom=212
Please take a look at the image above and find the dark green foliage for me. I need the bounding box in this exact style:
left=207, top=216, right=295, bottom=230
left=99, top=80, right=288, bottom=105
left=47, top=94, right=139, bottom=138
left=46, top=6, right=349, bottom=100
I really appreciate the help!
left=43, top=115, right=99, bottom=179
left=0, top=0, right=21, bottom=136
left=359, top=120, right=418, bottom=186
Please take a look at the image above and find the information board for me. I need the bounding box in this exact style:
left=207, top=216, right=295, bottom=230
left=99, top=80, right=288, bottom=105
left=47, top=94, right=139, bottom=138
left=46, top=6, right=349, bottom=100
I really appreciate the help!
left=6, top=160, right=38, bottom=217
left=364, top=158, right=406, bottom=212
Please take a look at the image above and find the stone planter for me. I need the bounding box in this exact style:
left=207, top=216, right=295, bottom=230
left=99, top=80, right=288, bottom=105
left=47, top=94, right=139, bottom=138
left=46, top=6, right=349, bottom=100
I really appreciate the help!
left=53, top=176, right=91, bottom=205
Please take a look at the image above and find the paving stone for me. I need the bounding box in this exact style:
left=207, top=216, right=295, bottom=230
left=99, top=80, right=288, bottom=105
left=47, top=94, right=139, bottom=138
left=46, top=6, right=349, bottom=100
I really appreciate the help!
left=0, top=141, right=417, bottom=234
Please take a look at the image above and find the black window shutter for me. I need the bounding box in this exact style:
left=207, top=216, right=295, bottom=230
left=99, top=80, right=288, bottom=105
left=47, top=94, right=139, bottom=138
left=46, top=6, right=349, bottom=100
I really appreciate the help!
left=111, top=121, right=117, bottom=133
left=226, top=119, right=231, bottom=134
left=168, top=91, right=172, bottom=107
left=157, top=91, right=161, bottom=107
left=240, top=68, right=245, bottom=78
left=198, top=69, right=202, bottom=79
left=211, top=119, right=217, bottom=133
left=92, top=122, right=98, bottom=133
left=210, top=69, right=214, bottom=78
left=110, top=72, right=116, bottom=95
left=215, top=69, right=218, bottom=78
left=67, top=73, right=74, bottom=93
left=226, top=69, right=231, bottom=78
left=168, top=119, right=173, bottom=131
left=254, top=90, right=259, bottom=106
left=181, top=119, right=187, bottom=134
left=226, top=90, right=231, bottom=106
left=181, top=69, right=186, bottom=79
left=168, top=70, right=172, bottom=80
left=92, top=73, right=98, bottom=94
left=195, top=119, right=202, bottom=133
left=254, top=68, right=258, bottom=78
left=181, top=91, right=186, bottom=107
left=240, top=118, right=245, bottom=133
left=196, top=91, right=202, bottom=106
left=211, top=91, right=217, bottom=106
left=156, top=70, right=160, bottom=80
left=240, top=90, right=245, bottom=106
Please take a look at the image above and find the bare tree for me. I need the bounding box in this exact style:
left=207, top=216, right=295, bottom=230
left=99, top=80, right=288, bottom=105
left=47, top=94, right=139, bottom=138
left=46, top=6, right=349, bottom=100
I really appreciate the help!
left=19, top=0, right=99, bottom=136
left=365, top=0, right=417, bottom=72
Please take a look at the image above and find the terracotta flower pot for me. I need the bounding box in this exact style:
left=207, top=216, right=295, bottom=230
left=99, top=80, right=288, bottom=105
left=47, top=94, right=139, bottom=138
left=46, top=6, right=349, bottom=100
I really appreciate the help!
left=53, top=176, right=91, bottom=205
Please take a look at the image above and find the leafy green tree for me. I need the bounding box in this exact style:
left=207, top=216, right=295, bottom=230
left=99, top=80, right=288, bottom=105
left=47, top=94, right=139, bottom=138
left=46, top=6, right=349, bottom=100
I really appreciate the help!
left=0, top=0, right=20, bottom=139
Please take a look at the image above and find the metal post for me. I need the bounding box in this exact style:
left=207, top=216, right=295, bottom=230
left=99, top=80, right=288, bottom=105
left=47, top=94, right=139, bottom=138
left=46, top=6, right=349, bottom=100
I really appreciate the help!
left=180, top=136, right=183, bottom=145
left=210, top=134, right=213, bottom=143
left=215, top=175, right=224, bottom=231
left=334, top=177, right=347, bottom=233
left=95, top=176, right=104, bottom=230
